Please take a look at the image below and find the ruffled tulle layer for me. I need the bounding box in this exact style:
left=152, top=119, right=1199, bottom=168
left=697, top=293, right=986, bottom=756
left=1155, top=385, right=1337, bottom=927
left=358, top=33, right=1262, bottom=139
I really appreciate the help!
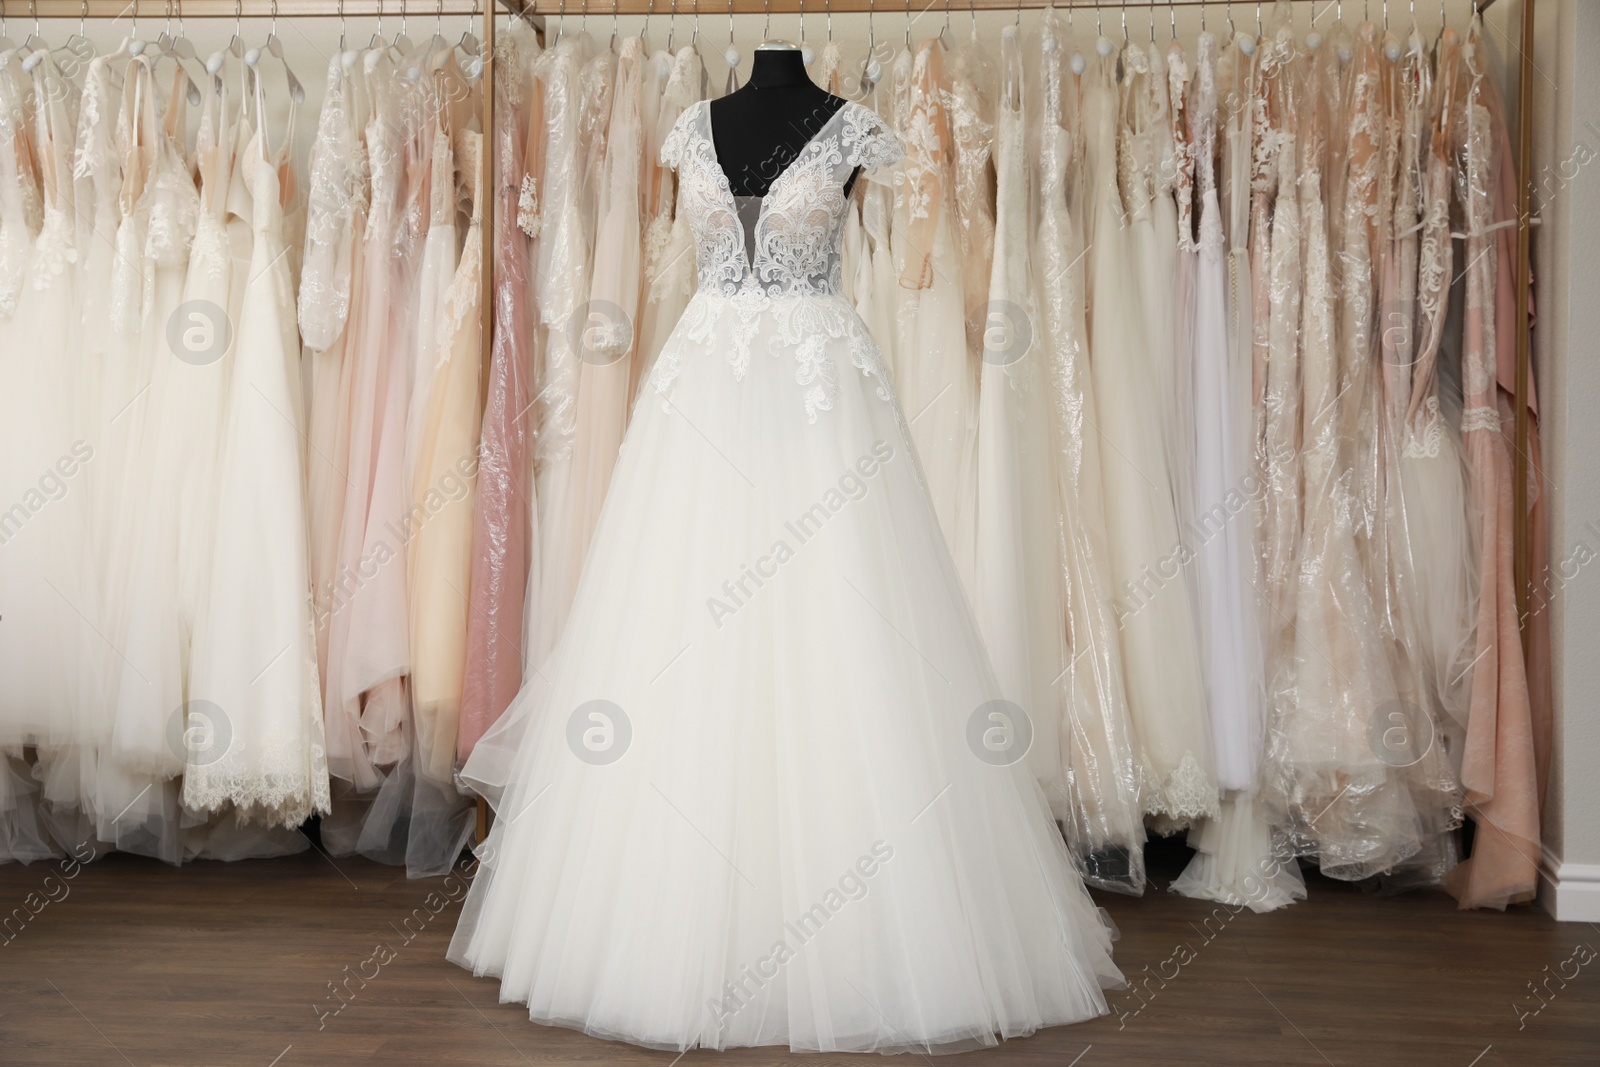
left=448, top=302, right=1123, bottom=1052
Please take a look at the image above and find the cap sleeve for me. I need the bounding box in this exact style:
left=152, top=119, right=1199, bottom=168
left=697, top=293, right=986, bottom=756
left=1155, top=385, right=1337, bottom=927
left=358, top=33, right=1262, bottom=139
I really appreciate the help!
left=841, top=103, right=904, bottom=173
left=659, top=100, right=701, bottom=171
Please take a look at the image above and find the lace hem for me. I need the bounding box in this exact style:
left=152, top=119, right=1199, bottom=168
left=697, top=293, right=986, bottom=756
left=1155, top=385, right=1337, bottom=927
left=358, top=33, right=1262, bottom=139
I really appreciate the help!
left=181, top=742, right=333, bottom=830
left=1141, top=750, right=1221, bottom=826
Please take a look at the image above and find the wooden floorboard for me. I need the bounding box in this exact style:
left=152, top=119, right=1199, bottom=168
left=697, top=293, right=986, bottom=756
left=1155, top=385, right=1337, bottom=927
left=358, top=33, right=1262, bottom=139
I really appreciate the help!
left=0, top=841, right=1594, bottom=1066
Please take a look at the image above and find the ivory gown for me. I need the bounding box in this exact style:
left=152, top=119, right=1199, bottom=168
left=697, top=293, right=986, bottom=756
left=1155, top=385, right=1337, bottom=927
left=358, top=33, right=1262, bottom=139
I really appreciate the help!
left=1085, top=41, right=1216, bottom=828
left=450, top=97, right=1121, bottom=1054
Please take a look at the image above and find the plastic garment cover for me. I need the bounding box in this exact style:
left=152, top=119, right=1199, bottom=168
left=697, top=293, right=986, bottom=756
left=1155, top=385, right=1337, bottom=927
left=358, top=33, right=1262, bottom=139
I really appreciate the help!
left=460, top=20, right=544, bottom=762
left=1171, top=26, right=1298, bottom=912
left=1086, top=39, right=1217, bottom=829
left=1024, top=9, right=1146, bottom=894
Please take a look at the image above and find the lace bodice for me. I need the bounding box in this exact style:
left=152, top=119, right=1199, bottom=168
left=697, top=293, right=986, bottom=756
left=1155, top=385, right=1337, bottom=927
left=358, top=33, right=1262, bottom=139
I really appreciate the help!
left=650, top=100, right=905, bottom=423
left=660, top=99, right=902, bottom=299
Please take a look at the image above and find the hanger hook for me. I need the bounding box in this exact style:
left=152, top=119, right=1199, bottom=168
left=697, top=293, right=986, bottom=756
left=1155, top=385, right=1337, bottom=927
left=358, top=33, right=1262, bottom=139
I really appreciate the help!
left=762, top=0, right=770, bottom=43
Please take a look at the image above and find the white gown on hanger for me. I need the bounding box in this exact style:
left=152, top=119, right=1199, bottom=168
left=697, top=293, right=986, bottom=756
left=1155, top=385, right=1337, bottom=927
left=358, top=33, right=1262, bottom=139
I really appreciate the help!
left=1084, top=45, right=1217, bottom=827
left=973, top=24, right=1068, bottom=833
left=0, top=52, right=104, bottom=857
left=184, top=119, right=330, bottom=829
left=450, top=99, right=1121, bottom=1054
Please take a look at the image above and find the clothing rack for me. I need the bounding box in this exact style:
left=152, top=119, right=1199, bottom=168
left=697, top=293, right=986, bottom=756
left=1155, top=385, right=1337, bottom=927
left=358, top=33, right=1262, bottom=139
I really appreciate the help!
left=20, top=0, right=1536, bottom=846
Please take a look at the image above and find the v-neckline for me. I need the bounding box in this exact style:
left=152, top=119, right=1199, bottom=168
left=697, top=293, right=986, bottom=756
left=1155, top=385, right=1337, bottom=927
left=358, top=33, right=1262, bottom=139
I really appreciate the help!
left=704, top=99, right=851, bottom=202
left=701, top=99, right=851, bottom=275
left=702, top=98, right=850, bottom=204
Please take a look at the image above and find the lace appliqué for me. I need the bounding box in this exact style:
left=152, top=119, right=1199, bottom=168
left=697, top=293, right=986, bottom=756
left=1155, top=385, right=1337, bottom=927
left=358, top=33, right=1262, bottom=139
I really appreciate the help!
left=1141, top=750, right=1221, bottom=826
left=30, top=209, right=77, bottom=288
left=517, top=173, right=541, bottom=237
left=1460, top=405, right=1501, bottom=435
left=1404, top=397, right=1446, bottom=459
left=841, top=104, right=905, bottom=172
left=653, top=100, right=903, bottom=422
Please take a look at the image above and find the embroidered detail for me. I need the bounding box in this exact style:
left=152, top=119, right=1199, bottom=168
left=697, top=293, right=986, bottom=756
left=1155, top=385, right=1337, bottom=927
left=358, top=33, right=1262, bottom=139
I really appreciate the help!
left=652, top=99, right=905, bottom=421
left=517, top=173, right=541, bottom=237
left=1460, top=405, right=1500, bottom=435
left=1141, top=749, right=1221, bottom=825
left=1404, top=397, right=1446, bottom=459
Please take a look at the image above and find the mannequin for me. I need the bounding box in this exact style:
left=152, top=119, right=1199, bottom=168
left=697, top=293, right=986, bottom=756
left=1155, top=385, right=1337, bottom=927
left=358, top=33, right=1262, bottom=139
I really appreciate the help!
left=709, top=40, right=861, bottom=197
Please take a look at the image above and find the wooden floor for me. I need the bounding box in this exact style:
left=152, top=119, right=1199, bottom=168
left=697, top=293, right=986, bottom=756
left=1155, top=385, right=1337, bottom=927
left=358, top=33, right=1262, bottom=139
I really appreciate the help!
left=1, top=839, right=1595, bottom=1067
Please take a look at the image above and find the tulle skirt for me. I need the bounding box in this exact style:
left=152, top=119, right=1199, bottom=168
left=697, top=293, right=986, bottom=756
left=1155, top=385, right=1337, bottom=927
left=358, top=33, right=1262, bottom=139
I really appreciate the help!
left=449, top=290, right=1122, bottom=1053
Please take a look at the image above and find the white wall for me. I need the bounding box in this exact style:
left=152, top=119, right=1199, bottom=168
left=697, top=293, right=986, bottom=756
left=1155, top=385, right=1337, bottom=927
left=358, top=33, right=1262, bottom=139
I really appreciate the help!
left=1511, top=0, right=1600, bottom=922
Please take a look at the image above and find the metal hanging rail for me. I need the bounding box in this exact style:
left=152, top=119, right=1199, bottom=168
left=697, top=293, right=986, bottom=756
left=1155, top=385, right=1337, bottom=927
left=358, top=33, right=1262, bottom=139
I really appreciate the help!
left=493, top=0, right=1498, bottom=14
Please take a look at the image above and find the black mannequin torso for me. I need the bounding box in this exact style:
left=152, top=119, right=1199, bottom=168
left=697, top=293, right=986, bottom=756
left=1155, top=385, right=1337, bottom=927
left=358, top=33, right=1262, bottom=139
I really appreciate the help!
left=708, top=45, right=860, bottom=199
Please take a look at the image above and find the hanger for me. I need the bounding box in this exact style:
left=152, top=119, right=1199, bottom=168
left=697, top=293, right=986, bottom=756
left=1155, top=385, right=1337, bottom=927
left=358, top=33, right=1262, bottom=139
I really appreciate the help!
left=149, top=0, right=205, bottom=103
left=247, top=0, right=307, bottom=105
left=1379, top=0, right=1398, bottom=59
left=21, top=0, right=43, bottom=51
left=1069, top=2, right=1088, bottom=76
left=461, top=0, right=482, bottom=78
left=860, top=0, right=879, bottom=89
left=1233, top=1, right=1255, bottom=56
left=457, top=1, right=481, bottom=61
left=799, top=0, right=812, bottom=66
left=391, top=0, right=416, bottom=59
left=422, top=0, right=452, bottom=65
left=723, top=0, right=739, bottom=92
left=60, top=0, right=93, bottom=61
left=367, top=0, right=388, bottom=58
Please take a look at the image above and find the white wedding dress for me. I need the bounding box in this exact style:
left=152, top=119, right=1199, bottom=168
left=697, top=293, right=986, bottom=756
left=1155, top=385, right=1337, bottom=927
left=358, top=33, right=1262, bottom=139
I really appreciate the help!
left=449, top=98, right=1121, bottom=1054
